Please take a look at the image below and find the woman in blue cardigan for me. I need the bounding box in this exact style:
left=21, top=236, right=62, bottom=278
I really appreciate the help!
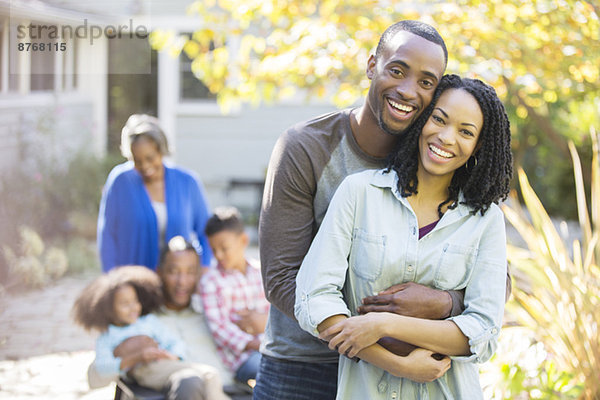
left=98, top=114, right=212, bottom=272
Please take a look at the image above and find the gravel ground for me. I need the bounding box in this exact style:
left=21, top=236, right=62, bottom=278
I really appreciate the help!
left=0, top=272, right=115, bottom=399
left=0, top=246, right=262, bottom=399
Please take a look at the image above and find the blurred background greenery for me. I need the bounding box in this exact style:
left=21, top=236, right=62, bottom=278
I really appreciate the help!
left=152, top=0, right=599, bottom=220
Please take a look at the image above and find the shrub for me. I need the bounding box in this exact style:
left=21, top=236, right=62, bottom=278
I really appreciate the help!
left=2, top=226, right=68, bottom=288
left=502, top=128, right=600, bottom=399
left=0, top=149, right=122, bottom=286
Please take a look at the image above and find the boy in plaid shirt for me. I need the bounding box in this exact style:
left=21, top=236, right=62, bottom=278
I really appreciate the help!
left=200, top=207, right=270, bottom=391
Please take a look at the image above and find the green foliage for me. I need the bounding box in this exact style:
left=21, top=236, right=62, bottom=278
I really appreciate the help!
left=502, top=128, right=600, bottom=399
left=496, top=344, right=582, bottom=399
left=517, top=136, right=592, bottom=220
left=0, top=150, right=120, bottom=242
left=60, top=151, right=125, bottom=220
left=484, top=328, right=583, bottom=399
left=107, top=44, right=158, bottom=153
left=63, top=237, right=100, bottom=275
left=151, top=0, right=598, bottom=219
left=150, top=0, right=599, bottom=132
left=499, top=360, right=583, bottom=399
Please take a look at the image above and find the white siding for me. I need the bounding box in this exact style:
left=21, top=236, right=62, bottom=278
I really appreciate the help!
left=0, top=94, right=95, bottom=171
left=173, top=104, right=338, bottom=216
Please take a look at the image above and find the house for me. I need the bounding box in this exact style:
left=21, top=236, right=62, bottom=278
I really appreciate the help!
left=0, top=0, right=111, bottom=170
left=0, top=0, right=338, bottom=226
left=140, top=1, right=338, bottom=222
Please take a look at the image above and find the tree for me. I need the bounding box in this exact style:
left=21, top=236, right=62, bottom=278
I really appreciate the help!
left=151, top=0, right=599, bottom=216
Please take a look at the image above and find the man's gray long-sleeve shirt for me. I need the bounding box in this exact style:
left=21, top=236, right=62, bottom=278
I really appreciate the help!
left=259, top=109, right=467, bottom=362
left=259, top=109, right=385, bottom=361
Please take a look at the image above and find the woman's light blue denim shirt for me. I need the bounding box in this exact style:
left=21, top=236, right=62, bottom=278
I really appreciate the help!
left=295, top=169, right=507, bottom=400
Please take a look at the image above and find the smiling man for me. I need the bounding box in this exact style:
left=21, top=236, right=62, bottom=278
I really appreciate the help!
left=86, top=237, right=233, bottom=398
left=255, top=20, right=460, bottom=400
left=157, top=237, right=204, bottom=311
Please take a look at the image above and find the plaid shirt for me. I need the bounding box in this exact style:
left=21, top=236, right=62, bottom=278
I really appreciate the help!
left=200, top=260, right=270, bottom=371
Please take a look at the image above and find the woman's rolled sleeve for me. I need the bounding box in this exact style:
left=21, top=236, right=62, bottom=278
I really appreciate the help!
left=448, top=314, right=501, bottom=363
left=296, top=280, right=352, bottom=336
left=448, top=207, right=507, bottom=364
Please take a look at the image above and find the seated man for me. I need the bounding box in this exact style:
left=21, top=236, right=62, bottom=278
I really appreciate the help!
left=87, top=237, right=233, bottom=397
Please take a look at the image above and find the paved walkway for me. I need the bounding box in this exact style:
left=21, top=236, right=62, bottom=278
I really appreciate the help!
left=0, top=248, right=517, bottom=399
left=0, top=246, right=261, bottom=399
left=0, top=272, right=115, bottom=399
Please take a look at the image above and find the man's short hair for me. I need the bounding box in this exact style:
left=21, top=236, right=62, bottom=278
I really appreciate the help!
left=375, top=20, right=448, bottom=67
left=158, top=236, right=198, bottom=268
left=205, top=206, right=245, bottom=236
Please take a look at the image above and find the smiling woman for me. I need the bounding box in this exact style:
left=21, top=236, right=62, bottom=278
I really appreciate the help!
left=391, top=74, right=513, bottom=218
left=295, top=74, right=513, bottom=399
left=418, top=88, right=483, bottom=186
left=97, top=114, right=213, bottom=272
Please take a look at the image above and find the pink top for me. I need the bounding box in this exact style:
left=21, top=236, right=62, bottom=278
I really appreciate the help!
left=200, top=260, right=270, bottom=371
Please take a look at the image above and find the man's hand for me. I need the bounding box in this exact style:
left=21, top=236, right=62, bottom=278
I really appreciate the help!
left=139, top=347, right=178, bottom=364
left=244, top=337, right=262, bottom=352
left=233, top=309, right=268, bottom=335
left=390, top=348, right=451, bottom=382
left=113, top=335, right=158, bottom=358
left=115, top=335, right=175, bottom=371
left=358, top=282, right=452, bottom=320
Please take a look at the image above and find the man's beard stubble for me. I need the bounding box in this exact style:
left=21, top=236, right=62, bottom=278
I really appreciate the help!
left=378, top=109, right=407, bottom=137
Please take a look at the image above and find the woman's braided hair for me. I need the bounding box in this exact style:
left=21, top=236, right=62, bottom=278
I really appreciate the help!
left=386, top=74, right=513, bottom=216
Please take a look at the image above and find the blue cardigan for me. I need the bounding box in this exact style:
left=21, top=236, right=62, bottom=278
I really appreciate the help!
left=97, top=161, right=213, bottom=272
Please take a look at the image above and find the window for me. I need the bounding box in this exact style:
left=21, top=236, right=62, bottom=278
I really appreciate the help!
left=179, top=35, right=216, bottom=102
left=0, top=17, right=78, bottom=94
left=30, top=37, right=55, bottom=91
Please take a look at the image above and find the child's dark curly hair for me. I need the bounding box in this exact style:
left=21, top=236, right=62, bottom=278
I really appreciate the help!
left=71, top=266, right=163, bottom=332
left=386, top=74, right=513, bottom=216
